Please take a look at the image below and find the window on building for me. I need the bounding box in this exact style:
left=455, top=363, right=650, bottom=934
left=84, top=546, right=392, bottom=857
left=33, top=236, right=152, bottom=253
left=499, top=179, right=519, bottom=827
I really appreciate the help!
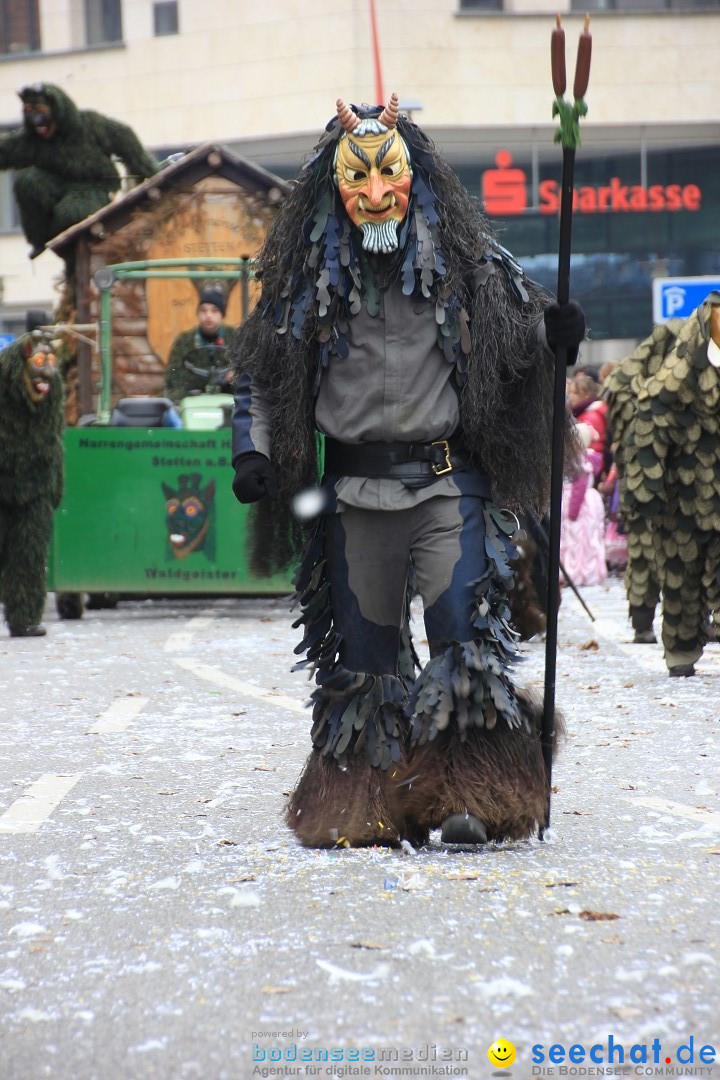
left=572, top=0, right=718, bottom=9
left=154, top=1, right=179, bottom=36
left=85, top=0, right=123, bottom=46
left=0, top=0, right=40, bottom=54
left=459, top=0, right=504, bottom=10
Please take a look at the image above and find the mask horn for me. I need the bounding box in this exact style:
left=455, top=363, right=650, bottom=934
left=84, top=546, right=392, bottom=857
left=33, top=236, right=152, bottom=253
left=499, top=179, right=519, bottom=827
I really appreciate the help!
left=378, top=92, right=399, bottom=129
left=336, top=98, right=360, bottom=133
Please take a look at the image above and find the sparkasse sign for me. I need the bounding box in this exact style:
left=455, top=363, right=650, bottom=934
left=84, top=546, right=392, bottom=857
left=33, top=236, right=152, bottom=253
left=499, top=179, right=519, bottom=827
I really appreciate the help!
left=539, top=177, right=701, bottom=215
left=481, top=151, right=702, bottom=217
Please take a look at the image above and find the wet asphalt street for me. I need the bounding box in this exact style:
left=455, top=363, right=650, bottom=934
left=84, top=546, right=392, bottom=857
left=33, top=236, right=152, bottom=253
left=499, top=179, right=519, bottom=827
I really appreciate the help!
left=1, top=576, right=719, bottom=1080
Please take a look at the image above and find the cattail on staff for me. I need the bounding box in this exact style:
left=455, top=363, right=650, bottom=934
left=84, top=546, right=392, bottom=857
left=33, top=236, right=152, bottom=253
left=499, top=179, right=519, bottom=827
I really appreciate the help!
left=551, top=14, right=566, bottom=97
left=573, top=15, right=592, bottom=100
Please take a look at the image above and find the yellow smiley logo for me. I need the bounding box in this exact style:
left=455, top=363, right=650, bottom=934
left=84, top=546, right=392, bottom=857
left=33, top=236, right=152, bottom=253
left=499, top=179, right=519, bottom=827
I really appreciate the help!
left=488, top=1040, right=516, bottom=1069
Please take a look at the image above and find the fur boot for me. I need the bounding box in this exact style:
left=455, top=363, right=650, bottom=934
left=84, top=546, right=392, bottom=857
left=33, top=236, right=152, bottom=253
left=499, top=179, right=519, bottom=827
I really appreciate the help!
left=285, top=750, right=419, bottom=848
left=389, top=689, right=563, bottom=842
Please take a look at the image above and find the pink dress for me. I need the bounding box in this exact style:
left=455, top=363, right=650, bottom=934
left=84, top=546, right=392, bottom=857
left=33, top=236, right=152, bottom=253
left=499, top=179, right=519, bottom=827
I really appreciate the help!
left=560, top=458, right=607, bottom=586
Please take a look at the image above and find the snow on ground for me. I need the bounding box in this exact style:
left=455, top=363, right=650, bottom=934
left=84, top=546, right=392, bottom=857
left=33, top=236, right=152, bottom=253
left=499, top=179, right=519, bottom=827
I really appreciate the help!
left=0, top=576, right=718, bottom=1080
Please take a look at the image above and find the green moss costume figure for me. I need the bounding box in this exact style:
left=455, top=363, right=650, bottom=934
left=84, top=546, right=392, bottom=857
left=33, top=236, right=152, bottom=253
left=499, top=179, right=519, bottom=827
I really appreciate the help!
left=0, top=335, right=65, bottom=637
left=625, top=294, right=720, bottom=676
left=604, top=318, right=682, bottom=643
left=0, top=83, right=157, bottom=257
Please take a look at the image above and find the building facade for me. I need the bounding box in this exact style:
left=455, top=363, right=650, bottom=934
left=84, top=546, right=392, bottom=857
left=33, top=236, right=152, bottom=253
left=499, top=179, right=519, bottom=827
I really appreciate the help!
left=1, top=0, right=719, bottom=363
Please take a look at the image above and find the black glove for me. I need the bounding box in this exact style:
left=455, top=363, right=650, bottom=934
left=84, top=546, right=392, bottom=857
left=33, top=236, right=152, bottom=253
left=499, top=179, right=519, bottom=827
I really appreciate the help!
left=232, top=452, right=278, bottom=504
left=544, top=300, right=586, bottom=364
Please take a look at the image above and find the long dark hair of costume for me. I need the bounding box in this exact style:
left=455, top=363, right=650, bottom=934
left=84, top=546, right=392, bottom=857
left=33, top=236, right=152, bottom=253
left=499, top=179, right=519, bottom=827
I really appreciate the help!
left=232, top=104, right=574, bottom=576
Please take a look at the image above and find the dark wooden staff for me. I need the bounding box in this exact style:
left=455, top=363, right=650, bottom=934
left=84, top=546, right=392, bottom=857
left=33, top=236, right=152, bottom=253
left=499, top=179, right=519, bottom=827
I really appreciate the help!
left=541, top=14, right=592, bottom=837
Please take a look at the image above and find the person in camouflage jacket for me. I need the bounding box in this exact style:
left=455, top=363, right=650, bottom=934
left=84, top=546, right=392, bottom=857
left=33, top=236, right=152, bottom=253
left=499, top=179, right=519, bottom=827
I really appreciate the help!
left=164, top=289, right=236, bottom=405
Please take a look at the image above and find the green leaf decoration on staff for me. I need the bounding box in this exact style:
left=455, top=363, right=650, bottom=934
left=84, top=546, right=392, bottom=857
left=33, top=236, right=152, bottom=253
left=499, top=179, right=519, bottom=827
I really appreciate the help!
left=551, top=14, right=592, bottom=149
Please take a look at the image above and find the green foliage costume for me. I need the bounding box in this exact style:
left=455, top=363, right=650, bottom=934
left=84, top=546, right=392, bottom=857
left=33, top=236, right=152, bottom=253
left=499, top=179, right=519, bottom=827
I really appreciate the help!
left=0, top=336, right=65, bottom=636
left=0, top=83, right=157, bottom=257
left=604, top=319, right=682, bottom=641
left=621, top=295, right=720, bottom=674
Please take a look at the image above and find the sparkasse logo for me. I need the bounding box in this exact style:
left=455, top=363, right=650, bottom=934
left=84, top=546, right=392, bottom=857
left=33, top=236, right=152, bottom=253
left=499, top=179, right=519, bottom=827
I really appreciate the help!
left=482, top=150, right=528, bottom=215
left=538, top=176, right=701, bottom=214
left=481, top=150, right=702, bottom=217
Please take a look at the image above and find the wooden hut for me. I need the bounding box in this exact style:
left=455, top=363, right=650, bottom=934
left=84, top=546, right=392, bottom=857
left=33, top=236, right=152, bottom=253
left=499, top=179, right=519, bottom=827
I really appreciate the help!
left=47, top=143, right=290, bottom=421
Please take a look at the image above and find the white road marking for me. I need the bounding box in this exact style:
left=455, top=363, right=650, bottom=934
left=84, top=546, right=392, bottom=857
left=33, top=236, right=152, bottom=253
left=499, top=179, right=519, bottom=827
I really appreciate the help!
left=86, top=696, right=149, bottom=734
left=164, top=631, right=193, bottom=652
left=0, top=773, right=83, bottom=834
left=627, top=795, right=720, bottom=828
left=173, top=659, right=307, bottom=714
left=164, top=614, right=215, bottom=653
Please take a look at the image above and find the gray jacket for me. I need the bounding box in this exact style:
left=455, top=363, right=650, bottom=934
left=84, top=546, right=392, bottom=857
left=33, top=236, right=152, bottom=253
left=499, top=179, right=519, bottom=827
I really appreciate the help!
left=232, top=282, right=493, bottom=509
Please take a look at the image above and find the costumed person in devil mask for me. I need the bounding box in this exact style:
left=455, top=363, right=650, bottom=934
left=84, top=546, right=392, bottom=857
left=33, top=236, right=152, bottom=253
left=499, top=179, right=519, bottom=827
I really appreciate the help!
left=230, top=94, right=586, bottom=847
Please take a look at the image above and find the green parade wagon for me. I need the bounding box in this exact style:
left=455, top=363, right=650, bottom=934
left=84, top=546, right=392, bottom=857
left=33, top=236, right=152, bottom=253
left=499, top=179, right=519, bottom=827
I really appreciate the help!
left=47, top=259, right=291, bottom=617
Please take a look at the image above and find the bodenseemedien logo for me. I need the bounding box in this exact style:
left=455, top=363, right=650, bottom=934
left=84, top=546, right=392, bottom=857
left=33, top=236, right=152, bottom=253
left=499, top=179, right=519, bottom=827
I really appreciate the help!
left=251, top=1039, right=470, bottom=1076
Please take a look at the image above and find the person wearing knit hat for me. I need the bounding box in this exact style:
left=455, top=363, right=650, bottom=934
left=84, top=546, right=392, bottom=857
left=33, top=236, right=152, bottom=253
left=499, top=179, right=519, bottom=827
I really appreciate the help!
left=164, top=288, right=235, bottom=404
left=198, top=288, right=226, bottom=316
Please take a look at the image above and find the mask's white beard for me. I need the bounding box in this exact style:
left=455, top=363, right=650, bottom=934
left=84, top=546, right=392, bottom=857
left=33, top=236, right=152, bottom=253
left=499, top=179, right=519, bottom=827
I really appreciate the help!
left=359, top=218, right=400, bottom=254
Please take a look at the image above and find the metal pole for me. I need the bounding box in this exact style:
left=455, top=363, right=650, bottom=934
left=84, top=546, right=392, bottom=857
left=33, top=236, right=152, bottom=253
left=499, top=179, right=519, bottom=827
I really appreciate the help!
left=368, top=0, right=385, bottom=105
left=103, top=257, right=251, bottom=272
left=98, top=284, right=113, bottom=423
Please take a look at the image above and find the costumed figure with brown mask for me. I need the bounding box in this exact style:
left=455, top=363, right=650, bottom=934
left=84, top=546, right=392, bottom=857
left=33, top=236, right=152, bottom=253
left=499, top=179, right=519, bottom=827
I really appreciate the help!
left=623, top=294, right=720, bottom=676
left=0, top=83, right=157, bottom=261
left=0, top=332, right=65, bottom=637
left=230, top=94, right=586, bottom=848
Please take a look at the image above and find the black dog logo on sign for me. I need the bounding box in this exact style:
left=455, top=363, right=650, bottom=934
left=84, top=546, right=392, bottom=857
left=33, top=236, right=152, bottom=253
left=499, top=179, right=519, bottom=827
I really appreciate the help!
left=161, top=473, right=216, bottom=561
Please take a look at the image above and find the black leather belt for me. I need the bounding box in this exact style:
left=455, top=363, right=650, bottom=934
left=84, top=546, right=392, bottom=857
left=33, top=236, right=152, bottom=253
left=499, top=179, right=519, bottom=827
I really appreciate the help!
left=324, top=437, right=467, bottom=480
